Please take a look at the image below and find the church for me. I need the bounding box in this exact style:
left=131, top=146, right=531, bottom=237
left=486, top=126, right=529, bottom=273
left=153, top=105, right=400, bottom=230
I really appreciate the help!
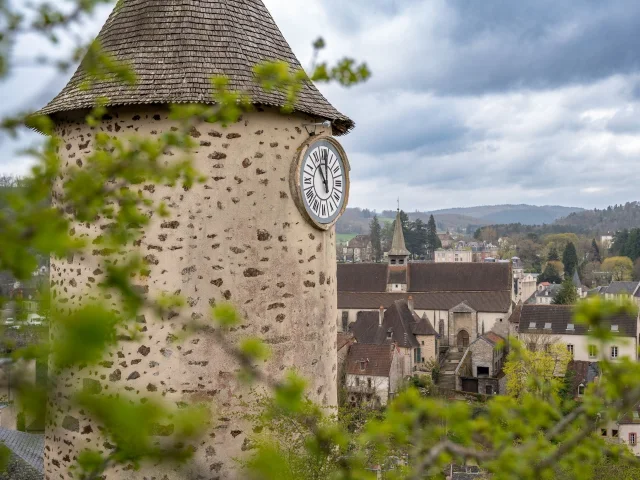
left=338, top=210, right=514, bottom=363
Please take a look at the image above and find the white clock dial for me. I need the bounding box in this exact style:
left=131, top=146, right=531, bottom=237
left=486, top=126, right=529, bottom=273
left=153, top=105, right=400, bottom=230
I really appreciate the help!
left=300, top=140, right=347, bottom=225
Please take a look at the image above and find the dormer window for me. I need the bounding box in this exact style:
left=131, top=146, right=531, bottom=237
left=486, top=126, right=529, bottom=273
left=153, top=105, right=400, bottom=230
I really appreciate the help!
left=612, top=325, right=619, bottom=332
left=578, top=383, right=585, bottom=396
left=386, top=329, right=393, bottom=340
left=566, top=323, right=574, bottom=331
left=360, top=361, right=366, bottom=371
left=529, top=322, right=536, bottom=329
left=544, top=322, right=552, bottom=330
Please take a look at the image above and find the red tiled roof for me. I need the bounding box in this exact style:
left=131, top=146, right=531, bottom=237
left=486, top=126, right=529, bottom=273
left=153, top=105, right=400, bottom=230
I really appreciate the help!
left=345, top=344, right=394, bottom=377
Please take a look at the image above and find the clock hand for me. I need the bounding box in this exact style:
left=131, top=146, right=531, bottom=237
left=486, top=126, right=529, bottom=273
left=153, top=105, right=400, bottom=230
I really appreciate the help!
left=318, top=150, right=329, bottom=193
left=323, top=149, right=329, bottom=193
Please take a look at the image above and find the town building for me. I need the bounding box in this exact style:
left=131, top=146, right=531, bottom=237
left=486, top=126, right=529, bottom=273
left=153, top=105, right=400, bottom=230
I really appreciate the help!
left=532, top=283, right=562, bottom=304
left=434, top=249, right=473, bottom=263
left=38, top=0, right=353, bottom=476
left=455, top=332, right=506, bottom=395
left=512, top=304, right=640, bottom=362
left=344, top=343, right=403, bottom=407
left=349, top=298, right=438, bottom=377
left=606, top=406, right=640, bottom=456
left=603, top=281, right=640, bottom=305
left=340, top=234, right=373, bottom=263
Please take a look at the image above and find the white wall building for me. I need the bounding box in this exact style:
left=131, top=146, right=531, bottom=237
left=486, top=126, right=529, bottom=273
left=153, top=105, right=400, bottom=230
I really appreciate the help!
left=434, top=249, right=473, bottom=263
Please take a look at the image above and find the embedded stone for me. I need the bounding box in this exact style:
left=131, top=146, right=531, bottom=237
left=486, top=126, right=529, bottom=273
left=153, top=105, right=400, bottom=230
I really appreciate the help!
left=127, top=371, right=141, bottom=380
left=62, top=416, right=79, bottom=432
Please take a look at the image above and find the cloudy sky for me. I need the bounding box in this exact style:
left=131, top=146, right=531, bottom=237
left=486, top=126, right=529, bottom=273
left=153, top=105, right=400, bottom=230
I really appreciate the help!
left=2, top=0, right=640, bottom=212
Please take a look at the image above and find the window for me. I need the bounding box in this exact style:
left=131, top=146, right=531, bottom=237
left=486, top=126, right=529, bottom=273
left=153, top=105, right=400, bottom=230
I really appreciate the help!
left=612, top=325, right=619, bottom=332
left=341, top=311, right=349, bottom=332
left=630, top=433, right=637, bottom=446
left=578, top=384, right=585, bottom=396
left=528, top=343, right=536, bottom=352
left=612, top=429, right=619, bottom=438
left=566, top=323, right=574, bottom=331
left=477, top=366, right=490, bottom=376
left=421, top=341, right=424, bottom=345
left=367, top=378, right=372, bottom=388
left=544, top=322, right=552, bottom=330
left=529, top=322, right=536, bottom=329
left=611, top=346, right=619, bottom=359
left=601, top=429, right=608, bottom=437
left=391, top=259, right=396, bottom=265
left=485, top=385, right=493, bottom=395
left=588, top=345, right=597, bottom=359
left=355, top=377, right=360, bottom=386
left=414, top=348, right=421, bottom=363
left=567, top=344, right=574, bottom=356
left=387, top=330, right=393, bottom=340
left=360, top=361, right=366, bottom=371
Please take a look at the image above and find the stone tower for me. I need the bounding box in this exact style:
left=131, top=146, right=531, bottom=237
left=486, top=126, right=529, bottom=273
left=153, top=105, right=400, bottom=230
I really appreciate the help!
left=388, top=209, right=410, bottom=265
left=38, top=0, right=353, bottom=478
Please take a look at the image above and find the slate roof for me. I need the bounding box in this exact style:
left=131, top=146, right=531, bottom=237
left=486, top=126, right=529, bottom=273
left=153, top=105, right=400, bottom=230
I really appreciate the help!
left=349, top=299, right=427, bottom=348
left=337, top=263, right=388, bottom=292
left=516, top=304, right=638, bottom=337
left=407, top=263, right=511, bottom=292
left=338, top=291, right=512, bottom=313
left=604, top=281, right=640, bottom=295
left=388, top=266, right=407, bottom=285
left=567, top=360, right=600, bottom=398
left=388, top=210, right=410, bottom=257
left=535, top=284, right=561, bottom=297
left=412, top=314, right=438, bottom=336
left=345, top=344, right=394, bottom=377
left=36, top=0, right=353, bottom=135
left=337, top=262, right=512, bottom=294
left=0, top=427, right=44, bottom=473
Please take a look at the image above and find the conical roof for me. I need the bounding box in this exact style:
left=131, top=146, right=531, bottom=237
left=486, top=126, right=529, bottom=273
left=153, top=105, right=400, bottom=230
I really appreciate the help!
left=388, top=210, right=410, bottom=257
left=36, top=0, right=353, bottom=135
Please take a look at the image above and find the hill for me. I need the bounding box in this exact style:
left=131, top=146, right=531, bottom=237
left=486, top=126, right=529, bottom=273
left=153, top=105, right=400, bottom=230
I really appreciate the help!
left=427, top=204, right=583, bottom=225
left=553, top=202, right=640, bottom=233
left=336, top=204, right=583, bottom=235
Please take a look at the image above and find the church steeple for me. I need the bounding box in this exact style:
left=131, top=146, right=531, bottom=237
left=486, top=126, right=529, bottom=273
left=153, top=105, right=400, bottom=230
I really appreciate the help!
left=388, top=208, right=410, bottom=265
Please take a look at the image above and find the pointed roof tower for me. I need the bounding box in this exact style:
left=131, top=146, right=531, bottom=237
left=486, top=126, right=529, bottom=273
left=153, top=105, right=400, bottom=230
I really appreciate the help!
left=388, top=209, right=410, bottom=263
left=37, top=0, right=353, bottom=135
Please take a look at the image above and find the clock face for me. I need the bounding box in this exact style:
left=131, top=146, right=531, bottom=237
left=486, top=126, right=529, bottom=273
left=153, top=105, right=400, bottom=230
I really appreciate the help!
left=299, top=138, right=348, bottom=226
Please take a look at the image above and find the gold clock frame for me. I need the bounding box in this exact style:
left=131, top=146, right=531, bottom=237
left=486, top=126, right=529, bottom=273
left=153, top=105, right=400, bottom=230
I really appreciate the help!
left=289, top=135, right=351, bottom=231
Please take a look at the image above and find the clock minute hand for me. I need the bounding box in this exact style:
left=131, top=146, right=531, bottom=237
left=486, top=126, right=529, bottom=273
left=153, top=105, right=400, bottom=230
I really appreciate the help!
left=318, top=151, right=329, bottom=193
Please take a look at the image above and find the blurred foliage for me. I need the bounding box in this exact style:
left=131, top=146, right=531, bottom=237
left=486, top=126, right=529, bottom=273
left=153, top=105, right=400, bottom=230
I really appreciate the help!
left=2, top=2, right=640, bottom=480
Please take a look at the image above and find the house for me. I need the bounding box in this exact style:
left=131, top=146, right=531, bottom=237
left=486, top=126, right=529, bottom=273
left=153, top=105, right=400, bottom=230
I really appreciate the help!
left=455, top=332, right=506, bottom=395
left=607, top=405, right=640, bottom=456
left=349, top=298, right=438, bottom=377
left=602, top=281, right=640, bottom=306
left=512, top=304, right=639, bottom=362
left=534, top=283, right=562, bottom=305
left=337, top=332, right=356, bottom=390
left=344, top=343, right=402, bottom=407
left=513, top=260, right=537, bottom=304
left=341, top=235, right=373, bottom=263
left=567, top=360, right=600, bottom=400
left=434, top=249, right=473, bottom=263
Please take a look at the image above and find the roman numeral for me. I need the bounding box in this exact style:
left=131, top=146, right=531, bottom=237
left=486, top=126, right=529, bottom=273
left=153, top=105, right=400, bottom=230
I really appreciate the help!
left=333, top=164, right=340, bottom=174
left=303, top=176, right=312, bottom=185
left=312, top=150, right=320, bottom=166
left=333, top=191, right=341, bottom=202
left=334, top=179, right=342, bottom=188
left=313, top=198, right=320, bottom=213
left=321, top=202, right=327, bottom=217
left=305, top=188, right=314, bottom=201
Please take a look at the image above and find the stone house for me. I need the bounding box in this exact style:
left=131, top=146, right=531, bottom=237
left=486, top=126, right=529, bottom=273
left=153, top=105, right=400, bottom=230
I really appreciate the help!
left=344, top=343, right=402, bottom=407
left=605, top=404, right=640, bottom=457
left=603, top=281, right=640, bottom=306
left=343, top=234, right=373, bottom=263
left=513, top=304, right=640, bottom=362
left=348, top=298, right=437, bottom=377
left=534, top=283, right=562, bottom=305
left=456, top=332, right=505, bottom=395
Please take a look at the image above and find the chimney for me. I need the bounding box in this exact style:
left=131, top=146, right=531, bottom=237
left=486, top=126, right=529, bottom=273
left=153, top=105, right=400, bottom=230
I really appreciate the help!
left=408, top=295, right=414, bottom=312
left=379, top=306, right=384, bottom=326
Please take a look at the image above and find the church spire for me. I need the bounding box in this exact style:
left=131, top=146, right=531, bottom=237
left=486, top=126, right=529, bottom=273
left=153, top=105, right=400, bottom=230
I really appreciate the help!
left=388, top=208, right=410, bottom=264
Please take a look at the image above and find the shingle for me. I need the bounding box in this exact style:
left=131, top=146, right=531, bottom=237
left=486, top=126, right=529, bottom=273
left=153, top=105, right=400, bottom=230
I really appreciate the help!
left=337, top=263, right=388, bottom=292
left=349, top=299, right=425, bottom=348
left=517, top=304, right=638, bottom=337
left=338, top=291, right=512, bottom=313
left=605, top=281, right=640, bottom=295
left=36, top=0, right=353, bottom=135
left=408, top=263, right=512, bottom=292
left=345, top=344, right=394, bottom=377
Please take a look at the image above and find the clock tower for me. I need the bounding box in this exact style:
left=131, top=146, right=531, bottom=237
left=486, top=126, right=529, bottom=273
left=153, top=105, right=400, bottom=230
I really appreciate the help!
left=38, top=0, right=353, bottom=478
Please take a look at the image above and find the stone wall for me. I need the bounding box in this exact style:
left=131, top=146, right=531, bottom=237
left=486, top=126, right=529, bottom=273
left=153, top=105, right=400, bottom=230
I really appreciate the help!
left=46, top=106, right=339, bottom=479
left=0, top=453, right=42, bottom=480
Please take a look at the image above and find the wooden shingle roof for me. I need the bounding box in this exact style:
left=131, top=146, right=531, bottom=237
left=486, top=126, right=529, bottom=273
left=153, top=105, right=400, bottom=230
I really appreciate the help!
left=37, top=0, right=353, bottom=135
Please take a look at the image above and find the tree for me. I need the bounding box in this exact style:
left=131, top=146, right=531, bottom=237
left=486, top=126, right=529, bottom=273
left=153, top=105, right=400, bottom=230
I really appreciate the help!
left=409, top=218, right=428, bottom=257
left=562, top=242, right=579, bottom=278
left=425, top=214, right=441, bottom=255
left=553, top=278, right=579, bottom=305
left=369, top=215, right=382, bottom=262
left=591, top=238, right=601, bottom=263
left=602, top=256, right=634, bottom=281
left=480, top=226, right=498, bottom=244
left=634, top=258, right=640, bottom=281
left=539, top=262, right=563, bottom=284
left=503, top=337, right=572, bottom=400
left=380, top=219, right=394, bottom=251
left=547, top=246, right=560, bottom=262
